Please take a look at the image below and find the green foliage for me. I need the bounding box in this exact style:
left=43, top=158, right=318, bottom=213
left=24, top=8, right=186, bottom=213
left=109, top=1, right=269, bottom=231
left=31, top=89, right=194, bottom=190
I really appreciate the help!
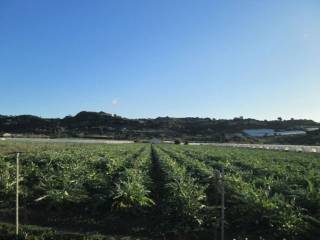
left=0, top=142, right=319, bottom=239
left=112, top=147, right=155, bottom=210
left=165, top=144, right=320, bottom=239
left=0, top=223, right=146, bottom=240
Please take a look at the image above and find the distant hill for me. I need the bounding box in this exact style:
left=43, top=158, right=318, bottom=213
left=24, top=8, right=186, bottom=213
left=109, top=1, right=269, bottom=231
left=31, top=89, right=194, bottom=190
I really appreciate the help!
left=0, top=111, right=319, bottom=145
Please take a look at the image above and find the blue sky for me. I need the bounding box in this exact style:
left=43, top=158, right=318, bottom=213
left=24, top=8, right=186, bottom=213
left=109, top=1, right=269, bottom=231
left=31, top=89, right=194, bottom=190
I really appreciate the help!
left=1, top=0, right=319, bottom=121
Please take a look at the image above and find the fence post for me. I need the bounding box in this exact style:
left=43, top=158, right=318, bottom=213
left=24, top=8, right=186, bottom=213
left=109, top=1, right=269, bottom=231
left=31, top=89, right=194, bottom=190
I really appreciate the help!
left=221, top=166, right=225, bottom=240
left=16, top=152, right=20, bottom=238
left=214, top=225, right=217, bottom=240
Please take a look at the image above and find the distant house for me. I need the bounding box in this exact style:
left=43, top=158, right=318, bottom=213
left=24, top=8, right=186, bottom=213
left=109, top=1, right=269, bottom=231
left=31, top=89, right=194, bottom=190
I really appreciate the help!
left=3, top=133, right=12, bottom=138
left=243, top=129, right=275, bottom=137
left=150, top=138, right=161, bottom=144
left=305, top=127, right=319, bottom=132
left=275, top=130, right=306, bottom=136
left=243, top=129, right=306, bottom=137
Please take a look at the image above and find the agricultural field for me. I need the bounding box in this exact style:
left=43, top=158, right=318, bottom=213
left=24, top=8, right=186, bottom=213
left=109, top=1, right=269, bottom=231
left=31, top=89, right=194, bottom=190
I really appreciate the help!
left=0, top=142, right=319, bottom=240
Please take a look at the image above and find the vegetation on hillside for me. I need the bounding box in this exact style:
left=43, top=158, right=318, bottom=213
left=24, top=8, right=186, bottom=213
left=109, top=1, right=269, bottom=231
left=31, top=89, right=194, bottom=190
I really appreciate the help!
left=1, top=111, right=319, bottom=145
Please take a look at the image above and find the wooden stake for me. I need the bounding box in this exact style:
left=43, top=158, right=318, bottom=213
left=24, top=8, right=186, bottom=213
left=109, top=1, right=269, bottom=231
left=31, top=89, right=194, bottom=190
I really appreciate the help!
left=221, top=166, right=225, bottom=240
left=16, top=153, right=20, bottom=237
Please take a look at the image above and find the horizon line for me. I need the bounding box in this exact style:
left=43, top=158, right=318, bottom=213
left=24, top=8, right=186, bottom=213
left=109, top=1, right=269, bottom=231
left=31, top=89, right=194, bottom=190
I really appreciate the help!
left=1, top=111, right=319, bottom=123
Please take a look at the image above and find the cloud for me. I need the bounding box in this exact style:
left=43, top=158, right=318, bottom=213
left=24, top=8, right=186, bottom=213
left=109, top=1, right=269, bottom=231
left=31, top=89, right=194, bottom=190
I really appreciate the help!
left=112, top=99, right=119, bottom=106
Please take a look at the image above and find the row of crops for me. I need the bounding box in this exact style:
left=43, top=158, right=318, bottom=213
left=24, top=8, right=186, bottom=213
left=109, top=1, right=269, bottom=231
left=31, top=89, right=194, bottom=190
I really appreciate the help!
left=159, top=145, right=320, bottom=239
left=0, top=143, right=153, bottom=238
left=0, top=142, right=319, bottom=239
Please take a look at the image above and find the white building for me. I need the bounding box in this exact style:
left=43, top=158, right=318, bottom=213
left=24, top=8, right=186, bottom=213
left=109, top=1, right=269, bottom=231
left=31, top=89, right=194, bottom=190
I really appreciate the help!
left=243, top=129, right=275, bottom=137
left=2, top=133, right=12, bottom=138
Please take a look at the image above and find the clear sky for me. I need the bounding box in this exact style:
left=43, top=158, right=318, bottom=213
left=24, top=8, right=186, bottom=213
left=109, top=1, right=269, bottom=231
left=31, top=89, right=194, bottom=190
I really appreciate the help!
left=1, top=0, right=319, bottom=121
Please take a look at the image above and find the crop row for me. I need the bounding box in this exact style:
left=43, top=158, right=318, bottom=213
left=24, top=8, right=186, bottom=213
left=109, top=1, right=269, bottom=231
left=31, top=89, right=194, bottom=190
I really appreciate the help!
left=161, top=144, right=320, bottom=239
